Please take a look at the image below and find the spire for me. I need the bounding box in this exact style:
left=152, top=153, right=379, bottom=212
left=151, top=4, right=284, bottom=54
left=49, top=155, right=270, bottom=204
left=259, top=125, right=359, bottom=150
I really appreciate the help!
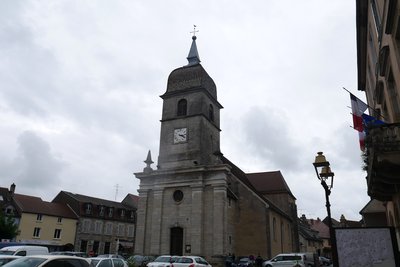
left=187, top=26, right=201, bottom=66
left=143, top=150, right=154, bottom=173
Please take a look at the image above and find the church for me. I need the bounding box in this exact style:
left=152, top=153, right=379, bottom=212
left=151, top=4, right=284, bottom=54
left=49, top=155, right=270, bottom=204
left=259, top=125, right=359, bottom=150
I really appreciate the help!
left=134, top=35, right=299, bottom=265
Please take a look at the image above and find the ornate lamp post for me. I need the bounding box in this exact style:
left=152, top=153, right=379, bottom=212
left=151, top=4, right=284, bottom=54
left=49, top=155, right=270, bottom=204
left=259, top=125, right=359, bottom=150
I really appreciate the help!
left=313, top=152, right=338, bottom=267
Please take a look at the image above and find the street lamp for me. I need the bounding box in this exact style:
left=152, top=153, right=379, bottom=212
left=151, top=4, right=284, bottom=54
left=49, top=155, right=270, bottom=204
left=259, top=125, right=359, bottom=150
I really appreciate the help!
left=313, top=152, right=338, bottom=267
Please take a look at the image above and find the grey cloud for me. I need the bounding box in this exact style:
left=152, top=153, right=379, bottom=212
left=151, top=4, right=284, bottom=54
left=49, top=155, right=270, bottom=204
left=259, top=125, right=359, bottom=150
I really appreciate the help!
left=10, top=131, right=65, bottom=190
left=242, top=106, right=301, bottom=171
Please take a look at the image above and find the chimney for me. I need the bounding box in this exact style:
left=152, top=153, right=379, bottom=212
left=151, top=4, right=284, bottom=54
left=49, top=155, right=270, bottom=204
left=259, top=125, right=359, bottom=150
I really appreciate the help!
left=9, top=183, right=16, bottom=195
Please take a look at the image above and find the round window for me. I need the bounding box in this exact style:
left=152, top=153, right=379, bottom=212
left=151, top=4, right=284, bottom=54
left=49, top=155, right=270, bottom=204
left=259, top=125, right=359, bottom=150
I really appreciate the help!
left=173, top=190, right=184, bottom=202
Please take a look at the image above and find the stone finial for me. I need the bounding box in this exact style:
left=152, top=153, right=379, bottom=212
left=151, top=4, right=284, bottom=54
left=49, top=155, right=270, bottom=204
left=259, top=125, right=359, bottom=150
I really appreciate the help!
left=143, top=150, right=154, bottom=173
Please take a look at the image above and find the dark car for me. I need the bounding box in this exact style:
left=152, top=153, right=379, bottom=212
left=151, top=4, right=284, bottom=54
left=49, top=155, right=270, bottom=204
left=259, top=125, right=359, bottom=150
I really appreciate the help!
left=319, top=256, right=331, bottom=266
left=127, top=255, right=155, bottom=267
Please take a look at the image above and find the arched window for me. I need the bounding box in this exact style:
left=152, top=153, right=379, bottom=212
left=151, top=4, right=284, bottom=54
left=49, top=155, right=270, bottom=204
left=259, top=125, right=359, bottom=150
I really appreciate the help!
left=177, top=99, right=187, bottom=116
left=209, top=104, right=214, bottom=121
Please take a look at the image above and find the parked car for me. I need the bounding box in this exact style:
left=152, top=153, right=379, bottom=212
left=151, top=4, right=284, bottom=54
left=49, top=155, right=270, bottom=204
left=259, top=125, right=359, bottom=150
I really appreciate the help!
left=0, top=256, right=20, bottom=266
left=0, top=245, right=49, bottom=256
left=173, top=256, right=211, bottom=267
left=50, top=251, right=89, bottom=257
left=1, top=255, right=90, bottom=267
left=97, top=254, right=126, bottom=259
left=263, top=253, right=305, bottom=267
left=318, top=257, right=331, bottom=266
left=90, top=257, right=128, bottom=267
left=147, top=255, right=179, bottom=267
left=127, top=255, right=155, bottom=267
left=237, top=258, right=253, bottom=267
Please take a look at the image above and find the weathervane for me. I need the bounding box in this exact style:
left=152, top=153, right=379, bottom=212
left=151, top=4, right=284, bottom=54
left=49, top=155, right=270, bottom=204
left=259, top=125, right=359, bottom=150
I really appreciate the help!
left=190, top=25, right=199, bottom=37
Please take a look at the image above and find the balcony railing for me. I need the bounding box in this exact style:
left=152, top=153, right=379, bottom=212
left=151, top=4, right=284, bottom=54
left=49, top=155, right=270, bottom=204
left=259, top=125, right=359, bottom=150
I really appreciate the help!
left=365, top=123, right=400, bottom=201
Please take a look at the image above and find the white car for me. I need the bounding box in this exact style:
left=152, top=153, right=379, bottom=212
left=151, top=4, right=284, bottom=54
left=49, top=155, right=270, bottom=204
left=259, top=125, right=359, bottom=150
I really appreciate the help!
left=1, top=255, right=90, bottom=266
left=263, top=253, right=305, bottom=267
left=173, top=256, right=212, bottom=267
left=147, top=255, right=180, bottom=267
left=0, top=255, right=20, bottom=266
left=90, top=257, right=128, bottom=267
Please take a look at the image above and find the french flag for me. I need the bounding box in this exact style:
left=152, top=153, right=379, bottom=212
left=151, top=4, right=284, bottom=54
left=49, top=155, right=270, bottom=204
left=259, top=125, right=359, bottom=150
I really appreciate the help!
left=350, top=93, right=368, bottom=150
left=350, top=93, right=368, bottom=132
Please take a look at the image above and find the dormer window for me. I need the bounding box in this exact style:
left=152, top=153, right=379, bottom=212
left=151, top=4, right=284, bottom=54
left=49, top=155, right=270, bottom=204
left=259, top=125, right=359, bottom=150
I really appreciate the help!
left=99, top=206, right=105, bottom=217
left=209, top=104, right=214, bottom=122
left=108, top=208, right=113, bottom=218
left=177, top=99, right=187, bottom=116
left=85, top=203, right=92, bottom=215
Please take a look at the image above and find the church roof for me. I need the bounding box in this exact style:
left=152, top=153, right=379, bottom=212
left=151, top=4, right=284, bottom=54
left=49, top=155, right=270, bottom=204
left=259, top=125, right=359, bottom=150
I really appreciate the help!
left=221, top=156, right=293, bottom=221
left=246, top=171, right=296, bottom=199
left=360, top=199, right=386, bottom=214
left=162, top=35, right=218, bottom=102
left=187, top=35, right=201, bottom=65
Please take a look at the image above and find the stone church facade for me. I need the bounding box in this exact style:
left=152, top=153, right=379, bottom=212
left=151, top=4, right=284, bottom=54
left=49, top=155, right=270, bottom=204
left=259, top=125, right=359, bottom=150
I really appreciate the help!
left=134, top=36, right=298, bottom=264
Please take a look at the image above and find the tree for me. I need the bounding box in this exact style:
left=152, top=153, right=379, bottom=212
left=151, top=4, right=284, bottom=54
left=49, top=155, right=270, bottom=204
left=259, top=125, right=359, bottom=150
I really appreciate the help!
left=0, top=209, right=19, bottom=240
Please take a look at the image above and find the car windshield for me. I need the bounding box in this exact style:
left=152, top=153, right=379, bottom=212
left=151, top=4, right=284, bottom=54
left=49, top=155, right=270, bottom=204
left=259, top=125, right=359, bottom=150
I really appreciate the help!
left=282, top=256, right=301, bottom=261
left=154, top=256, right=172, bottom=263
left=177, top=258, right=193, bottom=263
left=0, top=251, right=14, bottom=255
left=1, top=257, right=46, bottom=267
left=91, top=259, right=101, bottom=265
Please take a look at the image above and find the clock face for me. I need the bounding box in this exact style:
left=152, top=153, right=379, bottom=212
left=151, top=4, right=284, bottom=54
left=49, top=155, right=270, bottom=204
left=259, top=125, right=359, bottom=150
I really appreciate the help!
left=174, top=128, right=187, bottom=143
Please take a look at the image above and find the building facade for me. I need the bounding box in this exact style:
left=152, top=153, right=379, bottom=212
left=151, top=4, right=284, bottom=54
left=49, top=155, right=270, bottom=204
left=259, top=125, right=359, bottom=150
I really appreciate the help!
left=0, top=184, right=78, bottom=251
left=52, top=191, right=137, bottom=256
left=134, top=36, right=298, bottom=265
left=356, top=0, right=400, bottom=246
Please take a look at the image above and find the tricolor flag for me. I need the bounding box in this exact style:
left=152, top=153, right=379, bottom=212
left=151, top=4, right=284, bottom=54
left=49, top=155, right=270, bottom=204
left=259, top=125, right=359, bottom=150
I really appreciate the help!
left=350, top=93, right=368, bottom=132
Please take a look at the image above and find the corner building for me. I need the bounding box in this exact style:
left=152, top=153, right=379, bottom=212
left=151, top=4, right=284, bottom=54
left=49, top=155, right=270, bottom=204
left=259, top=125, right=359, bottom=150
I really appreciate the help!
left=134, top=36, right=298, bottom=264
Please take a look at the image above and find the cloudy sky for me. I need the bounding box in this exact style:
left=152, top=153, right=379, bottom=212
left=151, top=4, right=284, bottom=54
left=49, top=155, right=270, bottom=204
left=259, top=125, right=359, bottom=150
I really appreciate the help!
left=0, top=0, right=368, bottom=221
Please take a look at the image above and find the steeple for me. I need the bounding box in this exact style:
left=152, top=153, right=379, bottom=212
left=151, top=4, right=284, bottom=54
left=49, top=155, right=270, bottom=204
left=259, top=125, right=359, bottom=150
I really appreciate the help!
left=187, top=35, right=201, bottom=66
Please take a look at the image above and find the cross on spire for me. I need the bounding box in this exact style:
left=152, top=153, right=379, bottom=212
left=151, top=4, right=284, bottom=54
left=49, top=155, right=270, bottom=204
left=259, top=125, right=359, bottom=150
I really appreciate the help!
left=190, top=25, right=199, bottom=37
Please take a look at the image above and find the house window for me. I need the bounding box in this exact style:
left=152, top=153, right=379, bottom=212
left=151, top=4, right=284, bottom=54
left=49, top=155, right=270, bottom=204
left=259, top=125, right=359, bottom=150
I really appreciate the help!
left=33, top=227, right=41, bottom=237
left=95, top=221, right=103, bottom=234
left=130, top=211, right=135, bottom=220
left=57, top=217, right=62, bottom=223
left=83, top=220, right=91, bottom=233
left=209, top=104, right=214, bottom=121
left=85, top=204, right=92, bottom=215
left=36, top=214, right=42, bottom=221
left=5, top=207, right=13, bottom=214
left=54, top=229, right=62, bottom=239
left=120, top=209, right=125, bottom=218
left=371, top=0, right=381, bottom=37
left=99, top=206, right=105, bottom=217
left=128, top=225, right=134, bottom=237
left=177, top=99, right=187, bottom=116
left=105, top=222, right=113, bottom=235
left=118, top=224, right=125, bottom=236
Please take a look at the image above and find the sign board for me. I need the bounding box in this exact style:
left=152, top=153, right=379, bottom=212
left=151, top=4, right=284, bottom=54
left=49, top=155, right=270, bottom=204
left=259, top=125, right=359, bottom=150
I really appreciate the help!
left=335, top=227, right=399, bottom=267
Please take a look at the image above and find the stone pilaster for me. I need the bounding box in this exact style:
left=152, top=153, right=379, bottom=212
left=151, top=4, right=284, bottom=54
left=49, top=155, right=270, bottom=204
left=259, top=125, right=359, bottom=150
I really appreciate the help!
left=150, top=189, right=164, bottom=255
left=191, top=185, right=204, bottom=255
left=213, top=185, right=226, bottom=256
left=134, top=189, right=148, bottom=255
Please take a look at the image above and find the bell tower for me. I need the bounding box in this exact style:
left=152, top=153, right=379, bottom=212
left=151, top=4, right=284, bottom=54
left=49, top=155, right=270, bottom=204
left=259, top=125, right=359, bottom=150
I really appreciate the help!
left=157, top=35, right=223, bottom=169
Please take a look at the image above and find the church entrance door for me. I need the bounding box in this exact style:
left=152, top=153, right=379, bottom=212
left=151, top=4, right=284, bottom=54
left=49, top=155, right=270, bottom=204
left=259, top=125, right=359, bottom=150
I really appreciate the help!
left=170, top=227, right=183, bottom=256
